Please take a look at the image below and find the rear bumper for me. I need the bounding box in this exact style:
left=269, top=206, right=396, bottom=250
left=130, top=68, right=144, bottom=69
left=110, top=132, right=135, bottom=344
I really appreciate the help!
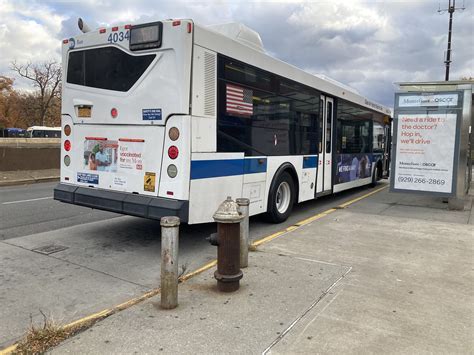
left=54, top=183, right=188, bottom=222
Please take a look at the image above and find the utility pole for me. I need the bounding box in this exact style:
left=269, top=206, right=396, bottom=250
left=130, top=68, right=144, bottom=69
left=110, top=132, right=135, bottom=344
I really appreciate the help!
left=438, top=0, right=465, bottom=81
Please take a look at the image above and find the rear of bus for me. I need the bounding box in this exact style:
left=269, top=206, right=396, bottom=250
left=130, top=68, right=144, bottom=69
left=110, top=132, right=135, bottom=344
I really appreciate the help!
left=54, top=20, right=194, bottom=221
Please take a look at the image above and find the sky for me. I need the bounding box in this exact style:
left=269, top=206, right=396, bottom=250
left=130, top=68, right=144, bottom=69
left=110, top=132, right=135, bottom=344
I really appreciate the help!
left=0, top=0, right=472, bottom=108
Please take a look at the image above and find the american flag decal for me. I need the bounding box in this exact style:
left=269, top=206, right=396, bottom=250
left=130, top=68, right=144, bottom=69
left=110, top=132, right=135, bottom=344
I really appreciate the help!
left=226, top=84, right=253, bottom=116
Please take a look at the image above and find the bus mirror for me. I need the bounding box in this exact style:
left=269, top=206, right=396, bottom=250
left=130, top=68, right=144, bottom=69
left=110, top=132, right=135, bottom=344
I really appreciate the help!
left=78, top=18, right=91, bottom=33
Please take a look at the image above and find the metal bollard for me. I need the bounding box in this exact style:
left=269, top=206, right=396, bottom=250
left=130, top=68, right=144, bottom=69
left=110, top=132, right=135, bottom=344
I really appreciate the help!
left=212, top=197, right=244, bottom=292
left=160, top=216, right=180, bottom=309
left=236, top=198, right=250, bottom=268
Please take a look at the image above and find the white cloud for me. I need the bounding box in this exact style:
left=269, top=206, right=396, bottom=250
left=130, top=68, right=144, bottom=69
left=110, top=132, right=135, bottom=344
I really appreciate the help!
left=0, top=0, right=66, bottom=89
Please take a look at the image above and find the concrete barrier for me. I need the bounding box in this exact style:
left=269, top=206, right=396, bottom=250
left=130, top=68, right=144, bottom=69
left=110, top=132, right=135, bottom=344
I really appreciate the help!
left=0, top=138, right=60, bottom=171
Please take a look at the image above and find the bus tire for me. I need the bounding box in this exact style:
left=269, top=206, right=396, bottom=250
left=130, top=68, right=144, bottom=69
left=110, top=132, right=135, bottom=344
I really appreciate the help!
left=370, top=163, right=379, bottom=187
left=266, top=171, right=295, bottom=223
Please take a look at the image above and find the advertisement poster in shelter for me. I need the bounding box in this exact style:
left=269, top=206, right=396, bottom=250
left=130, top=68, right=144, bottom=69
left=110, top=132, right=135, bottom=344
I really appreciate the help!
left=393, top=112, right=457, bottom=193
left=335, top=154, right=373, bottom=184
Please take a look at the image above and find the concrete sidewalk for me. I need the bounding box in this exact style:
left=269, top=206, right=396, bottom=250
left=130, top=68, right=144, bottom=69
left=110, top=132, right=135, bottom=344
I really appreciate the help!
left=0, top=169, right=59, bottom=187
left=50, top=185, right=473, bottom=354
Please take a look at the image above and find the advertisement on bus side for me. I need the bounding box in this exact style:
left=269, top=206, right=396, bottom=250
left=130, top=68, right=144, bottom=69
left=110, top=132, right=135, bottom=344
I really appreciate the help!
left=335, top=154, right=372, bottom=184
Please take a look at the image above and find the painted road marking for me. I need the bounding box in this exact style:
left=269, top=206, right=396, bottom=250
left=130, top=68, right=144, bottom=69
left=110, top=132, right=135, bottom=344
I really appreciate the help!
left=2, top=196, right=53, bottom=205
left=0, top=185, right=387, bottom=354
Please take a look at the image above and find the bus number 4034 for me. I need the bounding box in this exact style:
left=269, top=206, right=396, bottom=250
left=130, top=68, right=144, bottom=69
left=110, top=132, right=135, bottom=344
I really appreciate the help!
left=108, top=31, right=129, bottom=43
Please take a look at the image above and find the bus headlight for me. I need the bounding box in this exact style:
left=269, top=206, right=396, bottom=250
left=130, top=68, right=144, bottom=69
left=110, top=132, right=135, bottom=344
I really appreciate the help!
left=64, top=155, right=71, bottom=166
left=167, top=164, right=178, bottom=178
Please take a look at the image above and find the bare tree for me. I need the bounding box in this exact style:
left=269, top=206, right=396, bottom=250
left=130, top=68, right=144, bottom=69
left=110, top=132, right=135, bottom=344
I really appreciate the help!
left=11, top=60, right=61, bottom=126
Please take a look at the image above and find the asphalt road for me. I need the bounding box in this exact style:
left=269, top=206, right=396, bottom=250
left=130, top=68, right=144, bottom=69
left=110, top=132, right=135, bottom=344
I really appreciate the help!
left=0, top=182, right=119, bottom=240
left=0, top=180, right=382, bottom=348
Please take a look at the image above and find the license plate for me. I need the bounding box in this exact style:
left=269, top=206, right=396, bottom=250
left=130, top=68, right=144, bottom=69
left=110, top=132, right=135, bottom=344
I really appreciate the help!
left=78, top=106, right=91, bottom=118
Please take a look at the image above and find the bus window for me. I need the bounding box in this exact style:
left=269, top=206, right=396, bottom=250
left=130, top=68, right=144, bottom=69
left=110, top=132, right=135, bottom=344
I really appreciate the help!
left=326, top=101, right=332, bottom=153
left=67, top=47, right=156, bottom=92
left=217, top=56, right=319, bottom=157
left=373, top=122, right=385, bottom=153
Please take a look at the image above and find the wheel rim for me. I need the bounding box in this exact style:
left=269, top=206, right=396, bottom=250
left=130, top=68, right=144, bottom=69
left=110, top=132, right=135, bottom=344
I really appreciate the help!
left=276, top=181, right=291, bottom=214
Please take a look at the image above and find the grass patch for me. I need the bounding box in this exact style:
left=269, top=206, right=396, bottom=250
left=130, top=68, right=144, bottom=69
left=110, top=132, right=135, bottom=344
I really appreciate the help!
left=12, top=311, right=97, bottom=355
left=13, top=311, right=70, bottom=355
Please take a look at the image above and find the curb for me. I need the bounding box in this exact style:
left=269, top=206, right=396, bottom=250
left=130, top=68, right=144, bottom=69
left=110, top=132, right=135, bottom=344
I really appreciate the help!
left=0, top=176, right=59, bottom=187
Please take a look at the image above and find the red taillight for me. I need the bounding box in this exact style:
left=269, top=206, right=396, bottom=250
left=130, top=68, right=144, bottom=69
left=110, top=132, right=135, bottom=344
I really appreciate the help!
left=112, top=26, right=118, bottom=31
left=168, top=146, right=179, bottom=159
left=64, top=140, right=71, bottom=151
left=99, top=28, right=106, bottom=34
left=111, top=108, right=118, bottom=118
left=63, top=39, right=69, bottom=44
left=187, top=23, right=192, bottom=33
left=124, top=24, right=131, bottom=29
left=172, top=20, right=181, bottom=26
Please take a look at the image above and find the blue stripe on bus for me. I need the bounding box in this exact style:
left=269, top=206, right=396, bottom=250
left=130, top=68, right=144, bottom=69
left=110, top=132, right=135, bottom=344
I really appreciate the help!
left=244, top=158, right=267, bottom=174
left=190, top=158, right=267, bottom=180
left=303, top=156, right=317, bottom=169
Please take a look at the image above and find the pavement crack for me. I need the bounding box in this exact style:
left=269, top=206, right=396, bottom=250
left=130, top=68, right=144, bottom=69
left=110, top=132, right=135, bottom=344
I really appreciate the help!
left=261, top=266, right=352, bottom=355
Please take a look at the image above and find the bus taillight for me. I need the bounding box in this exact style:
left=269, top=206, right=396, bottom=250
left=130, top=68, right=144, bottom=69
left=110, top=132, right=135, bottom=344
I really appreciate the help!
left=64, top=140, right=71, bottom=151
left=111, top=108, right=118, bottom=118
left=169, top=127, right=179, bottom=141
left=167, top=164, right=178, bottom=178
left=64, top=124, right=71, bottom=136
left=168, top=146, right=179, bottom=159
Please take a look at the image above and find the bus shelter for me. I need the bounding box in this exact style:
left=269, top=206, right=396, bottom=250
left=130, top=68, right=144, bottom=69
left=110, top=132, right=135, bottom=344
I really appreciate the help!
left=390, top=80, right=473, bottom=210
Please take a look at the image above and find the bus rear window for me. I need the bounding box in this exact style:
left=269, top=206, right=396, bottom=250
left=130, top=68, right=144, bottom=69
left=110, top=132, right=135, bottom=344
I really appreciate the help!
left=67, top=47, right=155, bottom=92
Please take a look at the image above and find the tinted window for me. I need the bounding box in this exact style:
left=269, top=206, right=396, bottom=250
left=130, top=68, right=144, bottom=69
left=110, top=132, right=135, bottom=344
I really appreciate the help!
left=318, top=98, right=324, bottom=153
left=67, top=47, right=155, bottom=92
left=217, top=56, right=320, bottom=156
left=326, top=101, right=332, bottom=153
left=336, top=101, right=374, bottom=154
left=373, top=122, right=384, bottom=153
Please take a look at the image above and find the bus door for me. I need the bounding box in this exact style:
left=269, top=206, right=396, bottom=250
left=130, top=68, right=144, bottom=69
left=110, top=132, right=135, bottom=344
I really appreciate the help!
left=316, top=95, right=334, bottom=195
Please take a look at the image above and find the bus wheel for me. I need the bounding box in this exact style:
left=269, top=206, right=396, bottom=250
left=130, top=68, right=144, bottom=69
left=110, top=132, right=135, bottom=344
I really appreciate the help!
left=267, top=171, right=295, bottom=223
left=370, top=164, right=379, bottom=187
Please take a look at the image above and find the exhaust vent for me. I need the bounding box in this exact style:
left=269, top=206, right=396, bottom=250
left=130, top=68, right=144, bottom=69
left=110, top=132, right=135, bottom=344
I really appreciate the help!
left=203, top=51, right=216, bottom=116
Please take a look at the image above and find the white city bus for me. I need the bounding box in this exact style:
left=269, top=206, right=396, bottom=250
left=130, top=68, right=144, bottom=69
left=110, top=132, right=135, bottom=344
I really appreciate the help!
left=54, top=19, right=392, bottom=224
left=27, top=126, right=62, bottom=138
